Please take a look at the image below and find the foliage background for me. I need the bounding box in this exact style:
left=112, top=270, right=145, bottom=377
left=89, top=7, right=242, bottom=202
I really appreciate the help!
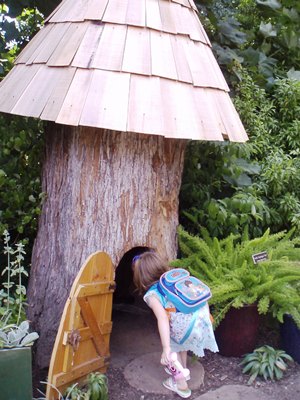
left=181, top=0, right=300, bottom=239
left=0, top=4, right=44, bottom=267
left=0, top=0, right=300, bottom=258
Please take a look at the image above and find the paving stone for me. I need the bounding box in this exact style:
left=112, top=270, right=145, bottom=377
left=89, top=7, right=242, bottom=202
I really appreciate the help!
left=193, top=384, right=274, bottom=400
left=124, top=351, right=204, bottom=394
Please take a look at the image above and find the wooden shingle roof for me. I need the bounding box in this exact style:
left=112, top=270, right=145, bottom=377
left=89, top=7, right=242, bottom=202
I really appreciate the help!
left=0, top=0, right=248, bottom=142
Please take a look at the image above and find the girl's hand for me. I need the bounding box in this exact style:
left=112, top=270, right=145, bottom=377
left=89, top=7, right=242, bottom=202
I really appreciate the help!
left=160, top=347, right=171, bottom=365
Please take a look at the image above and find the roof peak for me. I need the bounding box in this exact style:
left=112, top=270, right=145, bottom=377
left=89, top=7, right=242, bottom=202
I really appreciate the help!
left=46, top=0, right=198, bottom=26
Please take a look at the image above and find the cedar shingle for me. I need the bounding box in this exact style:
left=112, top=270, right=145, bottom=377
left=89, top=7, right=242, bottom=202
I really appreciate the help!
left=0, top=0, right=248, bottom=142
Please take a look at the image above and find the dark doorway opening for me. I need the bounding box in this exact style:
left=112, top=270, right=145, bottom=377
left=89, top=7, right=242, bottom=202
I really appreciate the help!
left=113, top=246, right=151, bottom=305
left=110, top=246, right=160, bottom=369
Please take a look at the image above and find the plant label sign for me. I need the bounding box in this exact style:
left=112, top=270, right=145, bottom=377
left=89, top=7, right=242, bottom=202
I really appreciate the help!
left=252, top=251, right=268, bottom=264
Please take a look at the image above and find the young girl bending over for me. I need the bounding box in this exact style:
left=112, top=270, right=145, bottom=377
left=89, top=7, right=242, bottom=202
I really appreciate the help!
left=132, top=251, right=218, bottom=399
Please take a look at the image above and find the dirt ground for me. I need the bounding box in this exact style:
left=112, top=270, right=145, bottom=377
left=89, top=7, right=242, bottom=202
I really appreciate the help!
left=106, top=351, right=300, bottom=400
left=106, top=302, right=300, bottom=400
left=33, top=301, right=300, bottom=400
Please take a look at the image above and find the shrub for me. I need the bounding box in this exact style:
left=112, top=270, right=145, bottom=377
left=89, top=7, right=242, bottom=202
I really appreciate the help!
left=240, top=345, right=293, bottom=384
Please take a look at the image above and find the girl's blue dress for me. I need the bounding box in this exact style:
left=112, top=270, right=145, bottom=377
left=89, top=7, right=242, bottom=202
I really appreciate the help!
left=144, top=283, right=219, bottom=357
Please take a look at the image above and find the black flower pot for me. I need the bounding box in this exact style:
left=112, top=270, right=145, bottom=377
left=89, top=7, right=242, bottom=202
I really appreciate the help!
left=280, top=314, right=300, bottom=364
left=214, top=304, right=260, bottom=357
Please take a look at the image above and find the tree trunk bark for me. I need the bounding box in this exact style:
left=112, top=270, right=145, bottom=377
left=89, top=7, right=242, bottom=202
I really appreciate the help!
left=27, top=124, right=186, bottom=367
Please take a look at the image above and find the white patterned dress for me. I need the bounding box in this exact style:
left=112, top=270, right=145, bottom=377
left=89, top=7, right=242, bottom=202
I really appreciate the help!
left=144, top=283, right=219, bottom=357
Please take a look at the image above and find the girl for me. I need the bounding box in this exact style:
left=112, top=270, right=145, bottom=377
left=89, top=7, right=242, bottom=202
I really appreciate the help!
left=132, top=250, right=218, bottom=399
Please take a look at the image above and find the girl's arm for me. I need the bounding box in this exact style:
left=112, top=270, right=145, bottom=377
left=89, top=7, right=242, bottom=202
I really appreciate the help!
left=147, top=295, right=171, bottom=365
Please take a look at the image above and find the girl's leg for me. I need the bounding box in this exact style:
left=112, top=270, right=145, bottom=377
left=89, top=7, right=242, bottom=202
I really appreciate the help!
left=178, top=351, right=188, bottom=369
left=175, top=352, right=189, bottom=390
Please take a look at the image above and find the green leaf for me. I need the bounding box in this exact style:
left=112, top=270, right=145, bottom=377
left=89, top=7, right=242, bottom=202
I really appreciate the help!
left=275, top=360, right=287, bottom=370
left=242, top=360, right=259, bottom=373
left=248, top=370, right=259, bottom=384
left=20, top=332, right=39, bottom=346
left=287, top=68, right=300, bottom=81
left=274, top=367, right=283, bottom=380
left=259, top=22, right=277, bottom=38
left=256, top=0, right=282, bottom=10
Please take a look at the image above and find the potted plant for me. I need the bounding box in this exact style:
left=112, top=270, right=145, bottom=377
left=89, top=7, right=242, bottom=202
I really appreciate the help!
left=0, top=321, right=39, bottom=400
left=280, top=276, right=300, bottom=365
left=172, top=227, right=300, bottom=356
left=0, top=230, right=39, bottom=399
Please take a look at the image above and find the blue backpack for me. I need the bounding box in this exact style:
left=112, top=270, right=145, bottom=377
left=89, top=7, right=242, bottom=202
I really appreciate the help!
left=158, top=268, right=211, bottom=314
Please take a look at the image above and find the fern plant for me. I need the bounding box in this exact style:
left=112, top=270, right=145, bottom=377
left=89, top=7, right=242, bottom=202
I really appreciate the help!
left=172, top=227, right=300, bottom=327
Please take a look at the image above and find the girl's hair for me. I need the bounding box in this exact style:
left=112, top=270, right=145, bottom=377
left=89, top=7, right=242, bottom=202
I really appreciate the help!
left=132, top=251, right=169, bottom=293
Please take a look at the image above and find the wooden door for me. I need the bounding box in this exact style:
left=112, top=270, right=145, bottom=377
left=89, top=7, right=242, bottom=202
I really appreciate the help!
left=46, top=251, right=115, bottom=400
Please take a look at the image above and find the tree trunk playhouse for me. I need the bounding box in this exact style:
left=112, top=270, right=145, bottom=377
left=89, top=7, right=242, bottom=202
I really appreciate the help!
left=0, top=0, right=248, bottom=368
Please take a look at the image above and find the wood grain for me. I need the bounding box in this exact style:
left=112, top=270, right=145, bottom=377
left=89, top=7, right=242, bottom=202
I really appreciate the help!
left=0, top=0, right=248, bottom=142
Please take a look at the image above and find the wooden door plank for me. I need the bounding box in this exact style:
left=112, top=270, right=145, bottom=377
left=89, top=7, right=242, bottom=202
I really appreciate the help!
left=56, top=68, right=92, bottom=126
left=75, top=282, right=115, bottom=298
left=145, top=0, right=162, bottom=31
left=47, top=252, right=114, bottom=400
left=53, top=357, right=108, bottom=388
left=27, top=23, right=71, bottom=64
left=122, top=26, right=151, bottom=76
left=91, top=24, right=127, bottom=71
left=47, top=22, right=89, bottom=67
left=69, top=253, right=114, bottom=298
left=72, top=23, right=104, bottom=68
left=64, top=323, right=112, bottom=344
left=151, top=31, right=178, bottom=80
left=102, top=0, right=128, bottom=24
left=77, top=297, right=108, bottom=357
left=62, top=343, right=74, bottom=373
left=126, top=0, right=146, bottom=27
left=68, top=297, right=82, bottom=334
left=40, top=68, right=77, bottom=121
left=85, top=0, right=109, bottom=20
left=80, top=70, right=130, bottom=132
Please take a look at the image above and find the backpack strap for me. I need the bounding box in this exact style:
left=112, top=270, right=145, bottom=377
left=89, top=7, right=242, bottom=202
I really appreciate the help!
left=144, top=282, right=169, bottom=308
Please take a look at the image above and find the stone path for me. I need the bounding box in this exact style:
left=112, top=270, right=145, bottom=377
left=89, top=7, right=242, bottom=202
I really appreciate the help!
left=110, top=302, right=300, bottom=400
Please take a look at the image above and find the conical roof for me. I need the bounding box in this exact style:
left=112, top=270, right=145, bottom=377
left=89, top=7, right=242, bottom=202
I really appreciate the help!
left=0, top=0, right=248, bottom=141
